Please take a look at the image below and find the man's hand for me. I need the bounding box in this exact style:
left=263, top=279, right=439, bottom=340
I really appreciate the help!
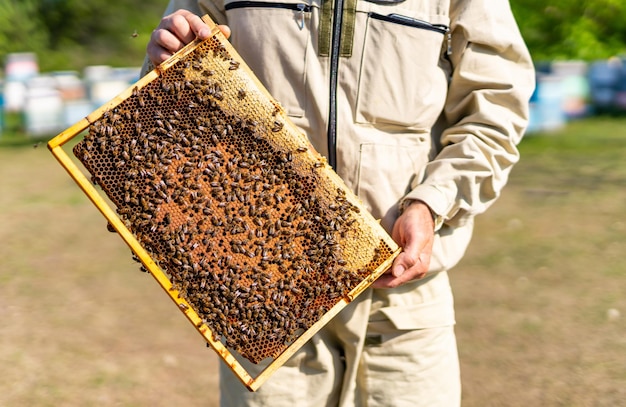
left=147, top=9, right=231, bottom=66
left=372, top=200, right=435, bottom=289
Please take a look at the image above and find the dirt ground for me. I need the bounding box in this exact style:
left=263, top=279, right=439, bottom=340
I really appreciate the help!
left=1, top=118, right=625, bottom=406
left=452, top=122, right=626, bottom=406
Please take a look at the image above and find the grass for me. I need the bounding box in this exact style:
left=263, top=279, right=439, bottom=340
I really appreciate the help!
left=0, top=123, right=221, bottom=406
left=453, top=117, right=626, bottom=406
left=1, top=117, right=625, bottom=406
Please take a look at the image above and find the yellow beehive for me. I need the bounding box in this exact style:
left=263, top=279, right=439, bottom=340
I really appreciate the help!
left=48, top=15, right=400, bottom=391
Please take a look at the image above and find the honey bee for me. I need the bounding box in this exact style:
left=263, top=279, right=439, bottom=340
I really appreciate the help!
left=272, top=121, right=283, bottom=133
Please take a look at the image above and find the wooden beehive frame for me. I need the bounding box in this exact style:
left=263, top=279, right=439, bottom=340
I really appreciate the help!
left=48, top=15, right=400, bottom=391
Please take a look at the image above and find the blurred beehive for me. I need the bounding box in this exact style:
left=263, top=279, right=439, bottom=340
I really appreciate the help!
left=48, top=16, right=400, bottom=391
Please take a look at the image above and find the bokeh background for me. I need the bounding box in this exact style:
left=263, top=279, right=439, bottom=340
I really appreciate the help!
left=1, top=1, right=625, bottom=405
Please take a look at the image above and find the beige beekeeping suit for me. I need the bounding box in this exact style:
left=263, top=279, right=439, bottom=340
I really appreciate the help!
left=145, top=0, right=535, bottom=405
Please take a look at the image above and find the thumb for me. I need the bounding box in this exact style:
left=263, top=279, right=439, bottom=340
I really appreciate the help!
left=390, top=241, right=420, bottom=278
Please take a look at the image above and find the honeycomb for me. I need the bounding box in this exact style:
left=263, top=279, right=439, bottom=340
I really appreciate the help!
left=70, top=29, right=398, bottom=365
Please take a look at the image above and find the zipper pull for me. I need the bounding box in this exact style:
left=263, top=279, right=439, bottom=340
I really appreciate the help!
left=297, top=3, right=306, bottom=29
left=445, top=28, right=452, bottom=56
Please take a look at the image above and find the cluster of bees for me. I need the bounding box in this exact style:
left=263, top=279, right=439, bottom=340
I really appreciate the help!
left=74, top=36, right=394, bottom=363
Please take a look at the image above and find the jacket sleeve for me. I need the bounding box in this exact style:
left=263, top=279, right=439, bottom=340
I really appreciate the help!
left=403, top=0, right=535, bottom=227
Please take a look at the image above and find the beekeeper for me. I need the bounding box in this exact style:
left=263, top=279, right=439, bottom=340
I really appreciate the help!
left=143, top=1, right=535, bottom=405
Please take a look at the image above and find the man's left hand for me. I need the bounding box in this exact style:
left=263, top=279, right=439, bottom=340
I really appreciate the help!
left=372, top=200, right=435, bottom=289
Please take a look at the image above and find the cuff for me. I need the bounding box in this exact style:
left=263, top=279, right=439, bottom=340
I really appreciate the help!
left=400, top=184, right=454, bottom=232
left=400, top=198, right=445, bottom=232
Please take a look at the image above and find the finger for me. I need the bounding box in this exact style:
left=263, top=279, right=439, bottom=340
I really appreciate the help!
left=392, top=249, right=425, bottom=279
left=391, top=251, right=408, bottom=277
left=185, top=13, right=213, bottom=39
left=372, top=255, right=426, bottom=288
left=372, top=266, right=419, bottom=288
left=162, top=12, right=198, bottom=45
left=371, top=273, right=396, bottom=288
left=148, top=12, right=204, bottom=65
left=372, top=244, right=428, bottom=289
left=218, top=24, right=231, bottom=39
left=148, top=29, right=183, bottom=64
left=390, top=232, right=423, bottom=275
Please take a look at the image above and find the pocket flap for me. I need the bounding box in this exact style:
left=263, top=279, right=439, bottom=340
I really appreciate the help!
left=379, top=297, right=455, bottom=330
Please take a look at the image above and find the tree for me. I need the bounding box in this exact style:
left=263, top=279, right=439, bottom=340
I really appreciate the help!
left=0, top=1, right=48, bottom=58
left=511, top=0, right=626, bottom=61
left=3, top=0, right=626, bottom=74
left=0, top=0, right=167, bottom=72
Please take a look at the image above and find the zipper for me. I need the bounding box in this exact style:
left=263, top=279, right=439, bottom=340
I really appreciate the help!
left=225, top=1, right=311, bottom=28
left=326, top=11, right=451, bottom=168
left=370, top=13, right=451, bottom=55
left=327, top=0, right=344, bottom=169
left=225, top=1, right=311, bottom=11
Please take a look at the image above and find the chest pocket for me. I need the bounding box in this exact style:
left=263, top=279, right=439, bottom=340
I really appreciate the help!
left=356, top=138, right=429, bottom=233
left=224, top=0, right=313, bottom=117
left=355, top=12, right=450, bottom=130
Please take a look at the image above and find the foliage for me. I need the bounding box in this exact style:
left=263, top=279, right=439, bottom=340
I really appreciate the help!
left=2, top=0, right=626, bottom=73
left=0, top=0, right=48, bottom=57
left=510, top=0, right=626, bottom=61
left=0, top=0, right=168, bottom=72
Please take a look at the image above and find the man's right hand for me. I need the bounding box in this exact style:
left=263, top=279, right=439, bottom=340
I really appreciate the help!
left=147, top=9, right=230, bottom=66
